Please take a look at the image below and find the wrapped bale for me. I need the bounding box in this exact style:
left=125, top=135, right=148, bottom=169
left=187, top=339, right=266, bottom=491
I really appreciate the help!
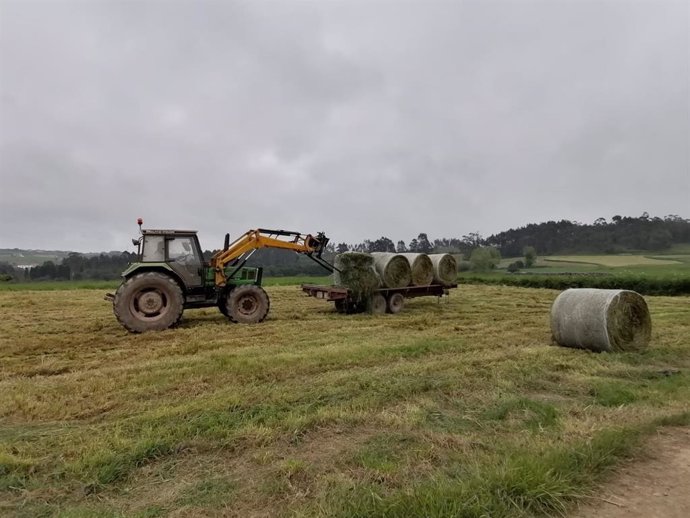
left=333, top=253, right=380, bottom=304
left=429, top=253, right=458, bottom=286
left=550, top=289, right=651, bottom=352
left=400, top=253, right=434, bottom=286
left=370, top=253, right=412, bottom=288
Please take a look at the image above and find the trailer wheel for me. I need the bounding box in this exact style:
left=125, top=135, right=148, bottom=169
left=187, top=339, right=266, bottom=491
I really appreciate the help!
left=371, top=293, right=387, bottom=314
left=387, top=292, right=405, bottom=314
left=334, top=299, right=348, bottom=313
left=227, top=285, right=270, bottom=324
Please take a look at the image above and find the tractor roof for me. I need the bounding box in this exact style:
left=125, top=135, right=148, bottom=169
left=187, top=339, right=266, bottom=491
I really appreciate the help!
left=142, top=229, right=198, bottom=235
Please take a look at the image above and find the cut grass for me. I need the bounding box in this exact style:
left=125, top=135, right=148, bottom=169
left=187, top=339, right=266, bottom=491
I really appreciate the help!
left=0, top=285, right=688, bottom=517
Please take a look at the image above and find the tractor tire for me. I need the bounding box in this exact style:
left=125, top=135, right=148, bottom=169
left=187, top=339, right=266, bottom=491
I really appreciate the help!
left=113, top=272, right=184, bottom=333
left=226, top=285, right=270, bottom=324
left=371, top=293, right=387, bottom=314
left=387, top=292, right=405, bottom=314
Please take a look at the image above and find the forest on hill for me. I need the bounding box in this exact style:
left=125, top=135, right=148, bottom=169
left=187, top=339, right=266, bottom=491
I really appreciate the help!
left=1, top=213, right=688, bottom=281
left=484, top=213, right=690, bottom=257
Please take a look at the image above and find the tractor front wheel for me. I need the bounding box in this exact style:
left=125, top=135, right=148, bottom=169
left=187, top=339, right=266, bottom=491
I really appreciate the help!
left=113, top=272, right=184, bottom=332
left=226, top=285, right=270, bottom=324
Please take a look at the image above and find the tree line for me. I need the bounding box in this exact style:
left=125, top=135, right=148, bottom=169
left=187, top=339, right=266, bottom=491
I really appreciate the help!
left=485, top=213, right=690, bottom=257
left=0, top=252, right=138, bottom=282
left=1, top=213, right=688, bottom=282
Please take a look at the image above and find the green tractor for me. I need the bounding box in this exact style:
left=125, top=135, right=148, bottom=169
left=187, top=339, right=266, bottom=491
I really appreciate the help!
left=107, top=220, right=333, bottom=333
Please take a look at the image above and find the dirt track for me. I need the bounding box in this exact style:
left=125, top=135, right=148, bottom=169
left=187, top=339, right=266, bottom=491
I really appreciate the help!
left=571, top=427, right=690, bottom=518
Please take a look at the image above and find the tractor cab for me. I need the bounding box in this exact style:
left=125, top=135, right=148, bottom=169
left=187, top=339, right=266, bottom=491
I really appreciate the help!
left=139, top=229, right=204, bottom=288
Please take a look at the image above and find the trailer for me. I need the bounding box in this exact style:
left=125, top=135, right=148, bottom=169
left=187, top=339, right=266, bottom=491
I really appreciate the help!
left=301, top=283, right=457, bottom=314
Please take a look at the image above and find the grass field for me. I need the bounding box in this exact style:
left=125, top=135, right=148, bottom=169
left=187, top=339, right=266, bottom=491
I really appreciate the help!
left=1, top=283, right=688, bottom=517
left=544, top=256, right=683, bottom=267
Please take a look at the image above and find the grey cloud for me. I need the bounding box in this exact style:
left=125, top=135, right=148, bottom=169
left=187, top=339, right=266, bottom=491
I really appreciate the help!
left=1, top=0, right=687, bottom=252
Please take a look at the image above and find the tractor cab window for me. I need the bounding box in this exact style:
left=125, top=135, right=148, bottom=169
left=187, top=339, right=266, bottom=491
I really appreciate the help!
left=168, top=236, right=200, bottom=265
left=142, top=235, right=165, bottom=262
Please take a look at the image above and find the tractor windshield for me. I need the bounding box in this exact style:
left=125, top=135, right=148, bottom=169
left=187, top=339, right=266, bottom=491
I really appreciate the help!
left=168, top=236, right=200, bottom=265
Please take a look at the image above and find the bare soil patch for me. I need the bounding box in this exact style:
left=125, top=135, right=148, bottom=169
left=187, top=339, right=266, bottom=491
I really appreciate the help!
left=571, top=427, right=690, bottom=518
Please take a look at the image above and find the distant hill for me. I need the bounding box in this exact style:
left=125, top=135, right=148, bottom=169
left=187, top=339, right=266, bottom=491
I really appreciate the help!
left=0, top=249, right=121, bottom=268
left=0, top=249, right=72, bottom=267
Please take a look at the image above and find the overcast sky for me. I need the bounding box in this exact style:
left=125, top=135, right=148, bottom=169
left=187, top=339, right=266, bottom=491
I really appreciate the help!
left=1, top=0, right=688, bottom=252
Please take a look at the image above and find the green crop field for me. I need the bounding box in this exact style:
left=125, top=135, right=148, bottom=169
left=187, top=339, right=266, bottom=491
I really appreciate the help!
left=544, top=256, right=683, bottom=267
left=1, top=284, right=689, bottom=517
left=480, top=252, right=690, bottom=295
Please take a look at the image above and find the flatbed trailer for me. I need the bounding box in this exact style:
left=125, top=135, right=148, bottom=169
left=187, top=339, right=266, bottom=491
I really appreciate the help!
left=301, top=283, right=457, bottom=314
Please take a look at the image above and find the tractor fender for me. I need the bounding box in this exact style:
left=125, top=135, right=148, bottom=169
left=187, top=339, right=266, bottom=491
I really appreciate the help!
left=121, top=264, right=185, bottom=292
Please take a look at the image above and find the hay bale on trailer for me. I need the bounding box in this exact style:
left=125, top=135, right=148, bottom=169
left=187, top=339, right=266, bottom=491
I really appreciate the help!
left=333, top=253, right=380, bottom=303
left=370, top=253, right=412, bottom=288
left=400, top=253, right=434, bottom=286
left=429, top=254, right=458, bottom=286
left=550, top=289, right=651, bottom=352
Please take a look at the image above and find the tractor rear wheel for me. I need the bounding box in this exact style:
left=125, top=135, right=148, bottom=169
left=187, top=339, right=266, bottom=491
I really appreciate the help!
left=113, top=272, right=184, bottom=332
left=226, top=285, right=270, bottom=324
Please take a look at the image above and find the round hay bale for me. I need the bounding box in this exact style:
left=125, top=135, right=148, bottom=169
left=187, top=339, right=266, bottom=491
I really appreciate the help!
left=333, top=253, right=380, bottom=304
left=400, top=253, right=434, bottom=286
left=370, top=253, right=412, bottom=288
left=429, top=254, right=457, bottom=286
left=550, top=289, right=651, bottom=352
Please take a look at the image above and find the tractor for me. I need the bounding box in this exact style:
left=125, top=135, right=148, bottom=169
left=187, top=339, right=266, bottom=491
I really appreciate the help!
left=107, top=219, right=334, bottom=332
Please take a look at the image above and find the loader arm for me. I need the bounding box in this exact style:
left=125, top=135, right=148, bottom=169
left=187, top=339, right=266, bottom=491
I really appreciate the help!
left=210, top=228, right=334, bottom=286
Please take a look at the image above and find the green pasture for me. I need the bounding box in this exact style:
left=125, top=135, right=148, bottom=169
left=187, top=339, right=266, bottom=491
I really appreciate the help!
left=487, top=252, right=690, bottom=293
left=544, top=255, right=682, bottom=267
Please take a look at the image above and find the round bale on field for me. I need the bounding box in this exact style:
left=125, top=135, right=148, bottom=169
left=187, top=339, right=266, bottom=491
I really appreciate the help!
left=550, top=288, right=651, bottom=352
